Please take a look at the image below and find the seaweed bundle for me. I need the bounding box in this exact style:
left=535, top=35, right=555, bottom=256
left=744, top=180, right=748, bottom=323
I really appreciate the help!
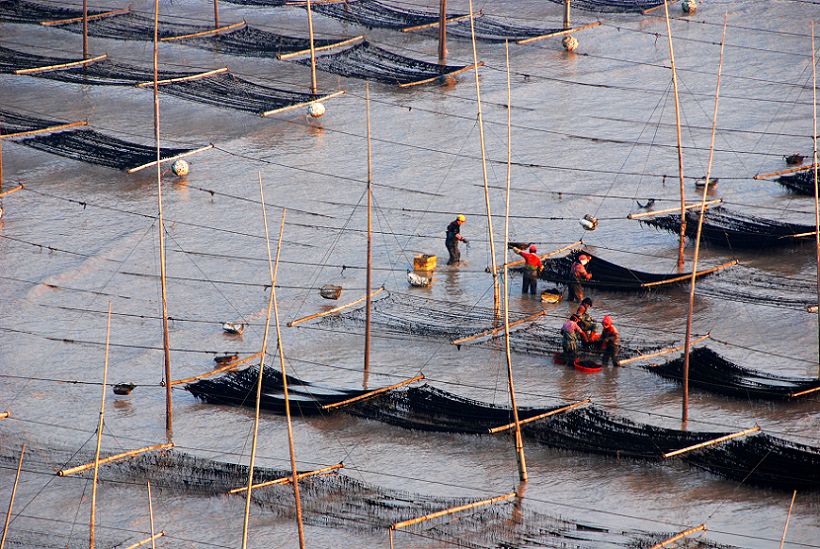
left=639, top=207, right=814, bottom=248
left=648, top=347, right=820, bottom=400
left=293, top=40, right=476, bottom=87
left=695, top=264, right=815, bottom=311
left=0, top=108, right=64, bottom=134
left=777, top=170, right=815, bottom=195
left=544, top=0, right=665, bottom=12
left=444, top=17, right=566, bottom=43
left=311, top=0, right=466, bottom=30
left=0, top=0, right=104, bottom=24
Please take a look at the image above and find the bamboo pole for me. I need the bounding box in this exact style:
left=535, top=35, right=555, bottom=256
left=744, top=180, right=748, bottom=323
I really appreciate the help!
left=619, top=333, right=710, bottom=366
left=261, top=90, right=345, bottom=116
left=450, top=311, right=546, bottom=346
left=0, top=122, right=88, bottom=139
left=228, top=463, right=344, bottom=494
left=516, top=22, right=602, bottom=45
left=811, top=22, right=819, bottom=375
left=58, top=444, right=174, bottom=476
left=682, top=15, right=726, bottom=424
left=147, top=481, right=156, bottom=549
left=488, top=399, right=591, bottom=434
left=134, top=67, right=228, bottom=87
left=40, top=8, right=129, bottom=26
left=364, top=83, right=373, bottom=390
left=0, top=186, right=23, bottom=199
left=89, top=304, right=112, bottom=549
left=489, top=241, right=582, bottom=273
left=662, top=426, right=760, bottom=459
left=753, top=163, right=820, bottom=180
left=167, top=352, right=262, bottom=386
left=648, top=524, right=706, bottom=549
left=0, top=125, right=3, bottom=193
left=126, top=144, right=213, bottom=174
left=322, top=374, right=424, bottom=410
left=439, top=0, right=446, bottom=64
left=0, top=445, right=25, bottom=549
left=160, top=20, right=246, bottom=42
left=287, top=287, right=384, bottom=326
left=563, top=0, right=571, bottom=29
left=306, top=0, right=318, bottom=94
left=0, top=412, right=9, bottom=420
left=627, top=199, right=721, bottom=220
left=778, top=490, right=797, bottom=549
left=123, top=532, right=165, bottom=549
left=14, top=54, right=107, bottom=74
left=82, top=0, right=88, bottom=59
left=662, top=0, right=687, bottom=270
left=152, top=0, right=173, bottom=443
left=276, top=36, right=364, bottom=60
left=213, top=0, right=220, bottom=28
left=391, top=492, right=516, bottom=531
left=789, top=384, right=820, bottom=397
left=402, top=14, right=474, bottom=33
left=640, top=259, right=737, bottom=288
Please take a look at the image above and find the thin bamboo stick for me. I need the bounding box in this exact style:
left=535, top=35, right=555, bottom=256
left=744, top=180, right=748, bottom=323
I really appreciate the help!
left=753, top=163, right=820, bottom=180
left=398, top=62, right=482, bottom=89
left=789, top=384, right=820, bottom=397
left=391, top=492, right=516, bottom=531
left=287, top=288, right=384, bottom=327
left=1, top=126, right=3, bottom=192
left=662, top=426, right=760, bottom=458
left=277, top=36, right=364, bottom=60
left=488, top=399, right=591, bottom=434
left=778, top=490, right=797, bottom=549
left=811, top=22, right=819, bottom=376
left=489, top=241, right=583, bottom=273
left=641, top=0, right=678, bottom=15
left=364, top=83, right=373, bottom=390
left=89, top=304, right=112, bottom=549
left=619, top=333, right=710, bottom=366
left=40, top=7, right=129, bottom=26
left=0, top=445, right=25, bottom=549
left=321, top=374, right=425, bottom=410
left=450, top=311, right=546, bottom=346
left=134, top=67, right=228, bottom=87
left=640, top=259, right=737, bottom=288
left=14, top=54, right=107, bottom=74
left=563, top=0, right=571, bottom=29
left=0, top=121, right=88, bottom=139
left=167, top=352, right=262, bottom=386
left=0, top=186, right=23, bottom=199
left=147, top=481, right=156, bottom=549
left=306, top=0, right=318, bottom=94
left=783, top=230, right=819, bottom=239
left=82, top=0, right=88, bottom=59
left=516, top=22, right=602, bottom=45
left=160, top=20, right=245, bottom=42
left=123, top=532, right=165, bottom=549
left=261, top=90, right=345, bottom=117
left=58, top=444, right=174, bottom=477
left=126, top=144, right=214, bottom=174
left=437, top=0, right=447, bottom=64
left=401, top=13, right=472, bottom=33
left=213, top=0, right=220, bottom=28
left=228, top=463, right=344, bottom=494
left=0, top=412, right=9, bottom=420
left=648, top=524, right=706, bottom=549
left=627, top=199, right=721, bottom=220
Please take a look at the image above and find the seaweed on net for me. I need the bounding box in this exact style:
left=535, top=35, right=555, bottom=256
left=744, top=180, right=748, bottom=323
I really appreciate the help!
left=543, top=0, right=665, bottom=13
left=54, top=12, right=211, bottom=41
left=777, top=170, right=816, bottom=195
left=695, top=264, right=815, bottom=310
left=646, top=347, right=820, bottom=400
left=311, top=0, right=464, bottom=30
left=182, top=25, right=345, bottom=58
left=0, top=0, right=104, bottom=24
left=444, top=16, right=564, bottom=43
left=0, top=108, right=64, bottom=133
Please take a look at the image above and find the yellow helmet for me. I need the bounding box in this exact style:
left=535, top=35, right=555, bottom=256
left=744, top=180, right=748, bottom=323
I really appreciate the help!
left=457, top=214, right=466, bottom=222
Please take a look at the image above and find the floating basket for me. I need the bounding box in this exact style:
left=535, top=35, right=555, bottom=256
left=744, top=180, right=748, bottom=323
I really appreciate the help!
left=579, top=214, right=598, bottom=231
left=695, top=177, right=718, bottom=189
left=413, top=254, right=437, bottom=271
left=320, top=284, right=343, bottom=300
left=112, top=382, right=136, bottom=395
left=574, top=359, right=603, bottom=373
left=222, top=322, right=246, bottom=335
left=540, top=288, right=563, bottom=304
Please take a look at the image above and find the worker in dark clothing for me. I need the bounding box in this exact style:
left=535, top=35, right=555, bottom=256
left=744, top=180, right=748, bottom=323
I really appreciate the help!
left=568, top=253, right=592, bottom=302
left=561, top=314, right=588, bottom=364
left=512, top=244, right=542, bottom=295
left=599, top=315, right=621, bottom=367
left=445, top=215, right=468, bottom=265
left=575, top=297, right=598, bottom=341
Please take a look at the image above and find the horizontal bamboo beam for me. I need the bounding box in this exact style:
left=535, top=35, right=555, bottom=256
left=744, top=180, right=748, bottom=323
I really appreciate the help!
left=782, top=230, right=817, bottom=239
left=127, top=144, right=213, bottom=174
left=517, top=21, right=602, bottom=45
left=400, top=14, right=473, bottom=33
left=789, top=385, right=820, bottom=398
left=0, top=122, right=88, bottom=140
left=57, top=443, right=173, bottom=476
left=160, top=20, right=245, bottom=42
left=627, top=199, right=722, bottom=220
left=489, top=240, right=583, bottom=273
left=754, top=163, right=820, bottom=180
left=0, top=411, right=9, bottom=420
left=15, top=54, right=107, bottom=75
left=391, top=492, right=516, bottom=531
left=167, top=352, right=262, bottom=386
left=277, top=36, right=364, bottom=60
left=0, top=185, right=23, bottom=199
left=648, top=524, right=705, bottom=549
left=398, top=62, right=483, bottom=89
left=40, top=7, right=129, bottom=26
left=640, top=259, right=738, bottom=288
left=261, top=90, right=346, bottom=117
left=621, top=333, right=711, bottom=366
left=488, top=399, right=591, bottom=434
left=135, top=67, right=228, bottom=88
left=451, top=310, right=546, bottom=346
left=227, top=463, right=344, bottom=494
left=287, top=287, right=384, bottom=327
left=285, top=0, right=348, bottom=4
left=662, top=426, right=760, bottom=459
left=641, top=0, right=679, bottom=15
left=122, top=531, right=165, bottom=549
left=321, top=374, right=425, bottom=410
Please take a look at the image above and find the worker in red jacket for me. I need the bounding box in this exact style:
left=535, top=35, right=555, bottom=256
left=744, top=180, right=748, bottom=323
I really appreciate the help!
left=568, top=253, right=592, bottom=302
left=599, top=315, right=621, bottom=367
left=512, top=244, right=542, bottom=295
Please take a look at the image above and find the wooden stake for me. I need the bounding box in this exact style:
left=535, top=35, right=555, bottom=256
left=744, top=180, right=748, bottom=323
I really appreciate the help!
left=662, top=0, right=687, bottom=270
left=14, top=54, right=107, bottom=75
left=488, top=399, right=591, bottom=434
left=778, top=490, right=797, bottom=549
left=306, top=0, right=318, bottom=94
left=662, top=426, right=760, bottom=458
left=391, top=492, right=516, bottom=531
left=82, top=0, right=88, bottom=59
left=228, top=463, right=344, bottom=494
left=123, top=532, right=165, bottom=549
left=147, top=481, right=156, bottom=549
left=811, top=22, right=820, bottom=375
left=160, top=20, right=246, bottom=42
left=167, top=352, right=262, bottom=386
left=89, top=304, right=112, bottom=549
left=364, top=83, right=373, bottom=389
left=213, top=0, right=220, bottom=28
left=0, top=121, right=88, bottom=139
left=627, top=199, right=721, bottom=220
left=58, top=444, right=174, bottom=477
left=489, top=241, right=583, bottom=273
left=40, top=8, right=129, bottom=26
left=618, top=333, right=710, bottom=366
left=753, top=163, right=820, bottom=179
left=648, top=524, right=706, bottom=549
left=0, top=445, right=25, bottom=549
left=152, top=0, right=173, bottom=443
left=287, top=287, right=384, bottom=327
left=788, top=384, right=820, bottom=397
left=134, top=67, right=228, bottom=87
left=640, top=259, right=737, bottom=288
left=438, top=0, right=447, bottom=64
left=450, top=311, right=546, bottom=346
left=321, top=374, right=424, bottom=410
left=682, top=14, right=726, bottom=424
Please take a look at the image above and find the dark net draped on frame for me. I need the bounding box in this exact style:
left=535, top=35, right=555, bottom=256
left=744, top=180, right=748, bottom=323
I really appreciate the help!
left=311, top=0, right=464, bottom=30
left=0, top=0, right=104, bottom=24
left=777, top=171, right=816, bottom=195
left=544, top=0, right=665, bottom=13
left=0, top=109, right=63, bottom=133
left=182, top=25, right=344, bottom=58
left=444, top=17, right=564, bottom=43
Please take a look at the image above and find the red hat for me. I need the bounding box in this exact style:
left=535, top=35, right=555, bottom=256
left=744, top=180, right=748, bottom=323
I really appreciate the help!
left=529, top=244, right=537, bottom=253
left=602, top=315, right=613, bottom=326
left=579, top=254, right=591, bottom=261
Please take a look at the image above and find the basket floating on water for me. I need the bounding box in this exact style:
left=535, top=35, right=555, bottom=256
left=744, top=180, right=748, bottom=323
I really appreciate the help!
left=540, top=289, right=563, bottom=303
left=695, top=177, right=718, bottom=188
left=320, top=284, right=343, bottom=300
left=413, top=254, right=437, bottom=271
left=407, top=271, right=432, bottom=287
left=214, top=354, right=239, bottom=365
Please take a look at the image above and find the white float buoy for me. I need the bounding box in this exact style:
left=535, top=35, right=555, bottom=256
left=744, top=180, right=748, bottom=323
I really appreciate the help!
left=579, top=214, right=598, bottom=231
left=171, top=159, right=189, bottom=176
left=307, top=102, right=326, bottom=118
left=563, top=35, right=579, bottom=52
left=682, top=0, right=697, bottom=14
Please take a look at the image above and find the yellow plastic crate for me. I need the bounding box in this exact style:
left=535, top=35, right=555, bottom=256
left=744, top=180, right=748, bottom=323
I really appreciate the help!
left=413, top=254, right=437, bottom=271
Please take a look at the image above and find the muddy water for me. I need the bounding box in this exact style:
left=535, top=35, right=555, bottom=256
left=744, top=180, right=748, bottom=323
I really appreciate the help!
left=1, top=0, right=819, bottom=547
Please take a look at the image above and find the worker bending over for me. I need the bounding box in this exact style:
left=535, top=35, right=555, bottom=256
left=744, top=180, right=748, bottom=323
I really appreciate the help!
left=561, top=313, right=588, bottom=364
left=568, top=253, right=592, bottom=302
left=574, top=298, right=598, bottom=341
left=512, top=244, right=543, bottom=295
left=446, top=215, right=468, bottom=266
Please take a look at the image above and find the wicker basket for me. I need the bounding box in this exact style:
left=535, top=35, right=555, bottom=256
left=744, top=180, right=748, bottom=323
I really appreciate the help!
left=320, top=284, right=343, bottom=300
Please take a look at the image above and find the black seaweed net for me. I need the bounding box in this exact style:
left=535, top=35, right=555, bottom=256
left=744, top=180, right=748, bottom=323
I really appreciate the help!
left=0, top=0, right=104, bottom=24
left=0, top=108, right=63, bottom=133
left=777, top=171, right=816, bottom=195
left=183, top=25, right=345, bottom=58
left=312, top=0, right=464, bottom=30
left=543, top=0, right=665, bottom=13
left=445, top=17, right=564, bottom=43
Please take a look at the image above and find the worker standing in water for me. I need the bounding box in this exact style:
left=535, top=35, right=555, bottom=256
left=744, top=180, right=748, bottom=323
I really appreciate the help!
left=568, top=253, right=592, bottom=302
left=600, top=315, right=621, bottom=367
left=561, top=313, right=588, bottom=364
left=445, top=215, right=468, bottom=265
left=574, top=298, right=598, bottom=341
left=512, top=244, right=542, bottom=295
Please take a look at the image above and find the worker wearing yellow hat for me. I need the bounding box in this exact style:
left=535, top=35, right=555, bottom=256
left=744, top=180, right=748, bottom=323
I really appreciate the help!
left=445, top=215, right=468, bottom=265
